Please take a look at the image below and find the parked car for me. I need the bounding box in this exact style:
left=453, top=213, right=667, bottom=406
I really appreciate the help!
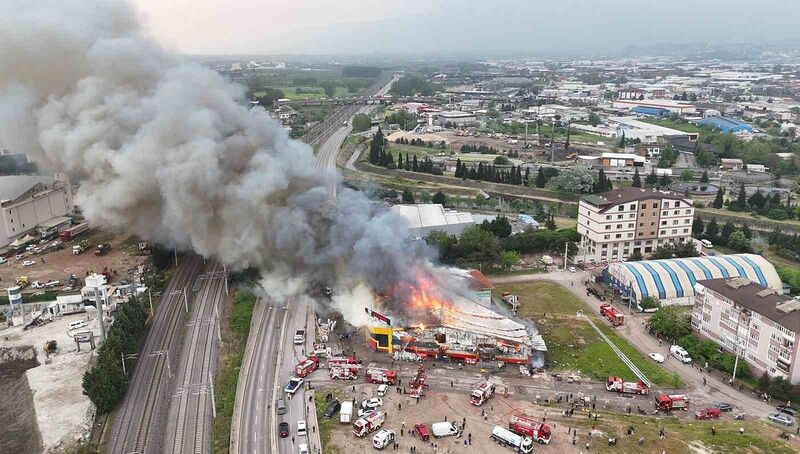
left=298, top=444, right=308, bottom=454
left=695, top=407, right=721, bottom=420
left=323, top=400, right=341, bottom=418
left=297, top=420, right=307, bottom=436
left=362, top=397, right=383, bottom=410
left=0, top=257, right=7, bottom=265
left=22, top=260, right=36, bottom=267
left=768, top=413, right=794, bottom=426
left=414, top=423, right=430, bottom=441
left=377, top=384, right=388, bottom=397
left=284, top=377, right=304, bottom=395
left=568, top=266, right=577, bottom=273
left=776, top=406, right=798, bottom=417
left=648, top=353, right=665, bottom=363
left=713, top=402, right=733, bottom=412
left=358, top=408, right=377, bottom=418
left=278, top=422, right=289, bottom=438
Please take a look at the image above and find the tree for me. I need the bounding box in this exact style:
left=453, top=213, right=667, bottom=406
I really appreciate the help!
left=700, top=170, right=709, bottom=183
left=550, top=165, right=595, bottom=193
left=588, top=112, right=601, bottom=127
left=680, top=170, right=694, bottom=181
left=500, top=250, right=520, bottom=269
left=705, top=218, right=719, bottom=238
left=535, top=167, right=547, bottom=188
left=618, top=131, right=626, bottom=148
left=545, top=213, right=557, bottom=231
left=481, top=216, right=512, bottom=238
left=640, top=296, right=661, bottom=310
left=431, top=191, right=448, bottom=206
left=631, top=168, right=642, bottom=187
left=458, top=226, right=502, bottom=265
left=731, top=183, right=747, bottom=211
left=720, top=221, right=735, bottom=243
left=352, top=113, right=371, bottom=132
left=658, top=173, right=672, bottom=188
left=402, top=188, right=415, bottom=203
left=494, top=155, right=510, bottom=165
left=712, top=188, right=725, bottom=209
left=645, top=169, right=658, bottom=187
left=322, top=83, right=336, bottom=98
left=647, top=306, right=692, bottom=340
left=729, top=230, right=751, bottom=252
left=692, top=217, right=705, bottom=236
left=425, top=230, right=458, bottom=263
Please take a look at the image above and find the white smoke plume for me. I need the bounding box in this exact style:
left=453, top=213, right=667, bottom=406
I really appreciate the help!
left=0, top=0, right=436, bottom=318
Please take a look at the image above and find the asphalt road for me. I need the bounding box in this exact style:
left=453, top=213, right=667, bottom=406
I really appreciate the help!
left=163, top=259, right=228, bottom=454
left=107, top=254, right=204, bottom=454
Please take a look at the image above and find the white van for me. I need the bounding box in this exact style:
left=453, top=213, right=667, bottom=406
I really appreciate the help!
left=377, top=384, right=388, bottom=397
left=431, top=422, right=459, bottom=438
left=670, top=345, right=692, bottom=364
left=68, top=320, right=88, bottom=331
left=700, top=239, right=713, bottom=249
left=372, top=429, right=396, bottom=449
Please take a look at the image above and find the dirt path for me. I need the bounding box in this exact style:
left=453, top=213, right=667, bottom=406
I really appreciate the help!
left=491, top=271, right=775, bottom=417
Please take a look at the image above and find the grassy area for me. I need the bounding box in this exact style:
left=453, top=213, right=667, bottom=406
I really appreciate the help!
left=642, top=117, right=706, bottom=134
left=314, top=389, right=344, bottom=454
left=496, top=281, right=678, bottom=386
left=211, top=289, right=257, bottom=454
left=387, top=143, right=451, bottom=159
left=255, top=86, right=351, bottom=100
left=567, top=412, right=796, bottom=454
left=698, top=207, right=800, bottom=229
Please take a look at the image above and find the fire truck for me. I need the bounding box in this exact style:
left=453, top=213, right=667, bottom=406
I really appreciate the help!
left=470, top=380, right=495, bottom=406
left=329, top=356, right=360, bottom=380
left=409, top=366, right=428, bottom=399
left=294, top=356, right=319, bottom=378
left=365, top=367, right=397, bottom=385
left=654, top=394, right=688, bottom=411
left=352, top=411, right=385, bottom=437
left=605, top=377, right=650, bottom=395
left=599, top=303, right=624, bottom=327
left=508, top=415, right=552, bottom=444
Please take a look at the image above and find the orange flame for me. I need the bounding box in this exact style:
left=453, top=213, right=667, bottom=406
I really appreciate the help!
left=393, top=272, right=456, bottom=325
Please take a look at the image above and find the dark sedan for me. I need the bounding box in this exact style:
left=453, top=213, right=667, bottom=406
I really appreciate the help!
left=278, top=422, right=290, bottom=438
left=777, top=405, right=798, bottom=417
left=324, top=400, right=341, bottom=418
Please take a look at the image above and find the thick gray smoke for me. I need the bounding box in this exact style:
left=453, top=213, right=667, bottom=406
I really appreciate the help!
left=0, top=0, right=435, bottom=312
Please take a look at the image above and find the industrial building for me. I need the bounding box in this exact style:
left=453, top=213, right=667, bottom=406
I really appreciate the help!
left=692, top=277, right=799, bottom=384
left=631, top=106, right=672, bottom=118
left=605, top=254, right=782, bottom=308
left=576, top=188, right=695, bottom=263
left=366, top=269, right=546, bottom=368
left=697, top=116, right=754, bottom=134
left=391, top=203, right=475, bottom=237
left=0, top=174, right=74, bottom=249
left=608, top=116, right=699, bottom=144
left=435, top=111, right=476, bottom=126
left=612, top=99, right=697, bottom=115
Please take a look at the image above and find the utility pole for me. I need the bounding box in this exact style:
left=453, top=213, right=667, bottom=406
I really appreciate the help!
left=209, top=372, right=217, bottom=418
left=564, top=241, right=569, bottom=270
left=148, top=288, right=154, bottom=315
left=87, top=275, right=107, bottom=341
left=174, top=248, right=178, bottom=267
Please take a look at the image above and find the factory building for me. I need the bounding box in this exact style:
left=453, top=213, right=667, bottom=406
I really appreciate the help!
left=631, top=106, right=672, bottom=118
left=0, top=174, right=74, bottom=249
left=608, top=116, right=699, bottom=144
left=697, top=116, right=753, bottom=134
left=390, top=203, right=475, bottom=237
left=605, top=254, right=782, bottom=308
left=692, top=277, right=799, bottom=384
left=612, top=99, right=697, bottom=115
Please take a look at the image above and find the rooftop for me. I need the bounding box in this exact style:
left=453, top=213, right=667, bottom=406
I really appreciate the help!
left=391, top=204, right=474, bottom=230
left=581, top=187, right=692, bottom=211
left=697, top=277, right=800, bottom=333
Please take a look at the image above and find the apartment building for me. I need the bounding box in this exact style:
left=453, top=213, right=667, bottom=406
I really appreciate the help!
left=576, top=187, right=694, bottom=263
left=692, top=277, right=800, bottom=384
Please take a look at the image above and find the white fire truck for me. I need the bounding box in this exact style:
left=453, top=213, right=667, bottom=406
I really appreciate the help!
left=470, top=380, right=496, bottom=406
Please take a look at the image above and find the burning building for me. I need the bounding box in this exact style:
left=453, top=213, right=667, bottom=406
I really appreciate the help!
left=366, top=269, right=546, bottom=368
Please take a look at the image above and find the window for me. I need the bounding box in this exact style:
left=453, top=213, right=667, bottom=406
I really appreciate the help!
left=606, top=215, right=611, bottom=220
left=616, top=224, right=622, bottom=229
left=685, top=209, right=691, bottom=214
left=653, top=203, right=658, bottom=208
left=650, top=222, right=655, bottom=226
left=615, top=234, right=622, bottom=239
left=639, top=223, right=644, bottom=227
left=683, top=228, right=688, bottom=233
left=684, top=219, right=691, bottom=224
left=601, top=243, right=608, bottom=248
left=605, top=225, right=611, bottom=230
left=661, top=220, right=667, bottom=226
left=671, top=229, right=677, bottom=234
left=660, top=230, right=666, bottom=235
left=617, top=214, right=623, bottom=219
left=663, top=202, right=670, bottom=208
left=638, top=232, right=643, bottom=236
left=618, top=206, right=624, bottom=211
left=629, top=213, right=635, bottom=218
left=628, top=223, right=634, bottom=228
left=644, top=247, right=652, bottom=253
left=629, top=204, right=636, bottom=210
left=604, top=235, right=609, bottom=240
left=627, top=233, right=633, bottom=238
left=673, top=220, right=678, bottom=225
left=641, top=204, right=647, bottom=209
left=662, top=211, right=667, bottom=216
left=673, top=210, right=679, bottom=215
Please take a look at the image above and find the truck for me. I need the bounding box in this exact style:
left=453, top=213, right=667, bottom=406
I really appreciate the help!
left=600, top=303, right=624, bottom=326
left=470, top=380, right=496, bottom=406
left=695, top=407, right=721, bottom=420
left=339, top=401, right=353, bottom=423
left=606, top=377, right=650, bottom=395
left=508, top=415, right=552, bottom=444
left=294, top=356, right=319, bottom=378
left=670, top=344, right=692, bottom=363
left=59, top=222, right=89, bottom=241
left=330, top=366, right=358, bottom=380
left=352, top=410, right=384, bottom=437
left=372, top=429, right=396, bottom=449
left=655, top=393, right=688, bottom=411
left=490, top=425, right=534, bottom=453
left=365, top=367, right=397, bottom=385
left=94, top=243, right=111, bottom=256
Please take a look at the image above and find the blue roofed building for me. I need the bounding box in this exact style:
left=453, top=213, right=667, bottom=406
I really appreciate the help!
left=697, top=116, right=753, bottom=133
left=631, top=106, right=672, bottom=118
left=604, top=253, right=782, bottom=310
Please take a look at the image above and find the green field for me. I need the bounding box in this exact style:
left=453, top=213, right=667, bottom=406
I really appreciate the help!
left=254, top=86, right=351, bottom=100
left=497, top=281, right=678, bottom=386
left=642, top=117, right=706, bottom=134
left=387, top=143, right=451, bottom=159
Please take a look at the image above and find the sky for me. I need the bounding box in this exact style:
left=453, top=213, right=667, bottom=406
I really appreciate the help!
left=131, top=0, right=800, bottom=56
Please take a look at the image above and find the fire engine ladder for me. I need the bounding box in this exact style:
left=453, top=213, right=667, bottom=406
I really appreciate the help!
left=578, top=312, right=653, bottom=388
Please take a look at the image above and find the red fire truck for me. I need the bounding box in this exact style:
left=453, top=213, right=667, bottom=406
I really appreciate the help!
left=470, top=381, right=495, bottom=406
left=365, top=367, right=397, bottom=385
left=508, top=415, right=552, bottom=444
left=606, top=377, right=649, bottom=395
left=294, top=356, right=319, bottom=378
left=655, top=393, right=688, bottom=411
left=599, top=303, right=624, bottom=327
left=352, top=411, right=385, bottom=437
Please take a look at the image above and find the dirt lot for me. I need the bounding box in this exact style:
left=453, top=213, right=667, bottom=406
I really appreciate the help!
left=0, top=229, right=149, bottom=294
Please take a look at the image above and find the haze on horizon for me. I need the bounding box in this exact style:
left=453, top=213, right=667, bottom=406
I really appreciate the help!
left=132, top=0, right=800, bottom=57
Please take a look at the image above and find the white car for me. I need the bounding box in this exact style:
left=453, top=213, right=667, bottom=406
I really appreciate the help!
left=648, top=353, right=665, bottom=363
left=284, top=377, right=304, bottom=395
left=298, top=444, right=308, bottom=454
left=377, top=384, right=389, bottom=397
left=568, top=266, right=577, bottom=273
left=0, top=257, right=7, bottom=265
left=358, top=408, right=377, bottom=418
left=362, top=397, right=383, bottom=410
left=768, top=413, right=794, bottom=426
left=22, top=260, right=36, bottom=267
left=294, top=329, right=306, bottom=345
left=297, top=419, right=307, bottom=436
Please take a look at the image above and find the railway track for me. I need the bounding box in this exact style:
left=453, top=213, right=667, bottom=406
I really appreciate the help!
left=107, top=254, right=204, bottom=454
left=163, top=259, right=227, bottom=454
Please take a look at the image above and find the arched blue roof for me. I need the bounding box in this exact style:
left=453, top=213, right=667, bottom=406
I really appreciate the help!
left=606, top=254, right=781, bottom=302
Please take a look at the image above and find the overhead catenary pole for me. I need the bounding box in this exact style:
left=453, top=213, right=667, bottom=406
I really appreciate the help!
left=564, top=241, right=569, bottom=270
left=93, top=282, right=107, bottom=341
